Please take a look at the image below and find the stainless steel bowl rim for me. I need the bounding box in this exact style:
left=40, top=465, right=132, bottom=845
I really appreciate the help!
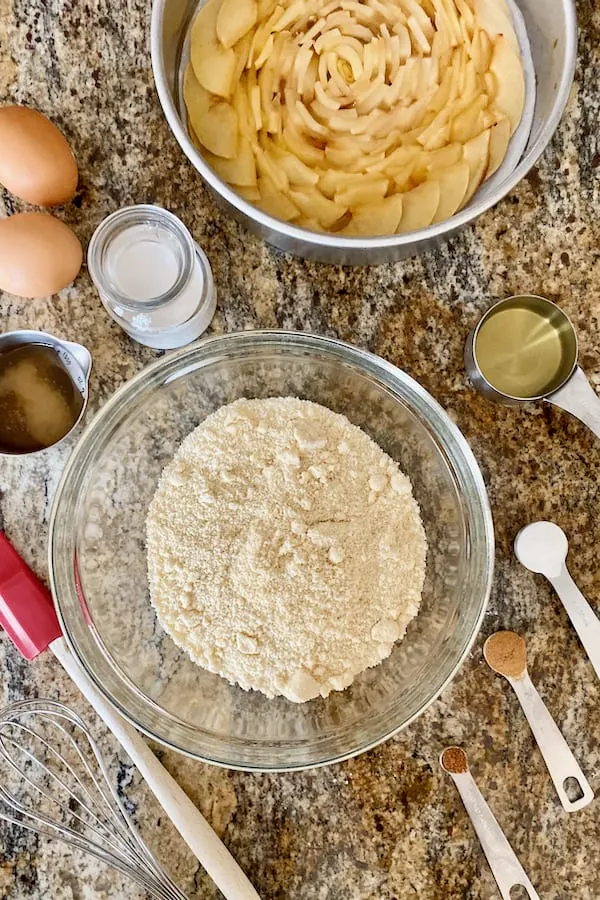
left=150, top=0, right=577, bottom=253
left=49, top=330, right=494, bottom=771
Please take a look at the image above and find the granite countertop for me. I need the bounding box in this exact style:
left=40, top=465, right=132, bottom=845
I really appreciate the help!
left=1, top=0, right=600, bottom=896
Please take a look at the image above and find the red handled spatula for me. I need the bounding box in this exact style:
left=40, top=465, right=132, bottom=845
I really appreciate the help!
left=0, top=531, right=260, bottom=900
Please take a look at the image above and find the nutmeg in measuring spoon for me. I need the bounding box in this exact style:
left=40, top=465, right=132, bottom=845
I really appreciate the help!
left=483, top=631, right=527, bottom=679
left=440, top=746, right=468, bottom=774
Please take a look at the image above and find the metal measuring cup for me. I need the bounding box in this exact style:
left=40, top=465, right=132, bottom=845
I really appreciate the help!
left=0, top=330, right=92, bottom=455
left=465, top=295, right=600, bottom=439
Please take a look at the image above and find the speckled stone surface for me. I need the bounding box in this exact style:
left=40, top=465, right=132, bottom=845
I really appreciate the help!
left=1, top=0, right=600, bottom=896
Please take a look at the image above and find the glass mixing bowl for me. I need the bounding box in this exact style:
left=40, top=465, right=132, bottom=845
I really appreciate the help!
left=49, top=332, right=494, bottom=771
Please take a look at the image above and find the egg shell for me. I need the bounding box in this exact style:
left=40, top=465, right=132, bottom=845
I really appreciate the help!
left=0, top=106, right=78, bottom=206
left=0, top=212, right=83, bottom=298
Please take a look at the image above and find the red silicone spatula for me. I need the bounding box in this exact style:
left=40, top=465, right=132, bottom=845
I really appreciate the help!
left=0, top=531, right=260, bottom=900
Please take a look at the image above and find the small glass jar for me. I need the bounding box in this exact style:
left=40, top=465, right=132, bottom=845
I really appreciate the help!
left=87, top=205, right=216, bottom=350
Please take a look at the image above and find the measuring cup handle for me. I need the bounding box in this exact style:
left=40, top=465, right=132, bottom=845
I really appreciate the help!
left=547, top=367, right=600, bottom=439
left=451, top=771, right=540, bottom=899
left=510, top=673, right=594, bottom=813
left=549, top=566, right=600, bottom=682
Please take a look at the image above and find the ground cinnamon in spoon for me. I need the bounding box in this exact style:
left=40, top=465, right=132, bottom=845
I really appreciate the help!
left=484, top=631, right=527, bottom=678
left=441, top=747, right=468, bottom=774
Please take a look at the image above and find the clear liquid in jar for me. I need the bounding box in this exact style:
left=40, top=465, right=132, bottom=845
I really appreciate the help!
left=0, top=344, right=84, bottom=452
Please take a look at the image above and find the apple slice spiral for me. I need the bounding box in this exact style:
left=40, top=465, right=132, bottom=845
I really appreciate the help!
left=185, top=0, right=525, bottom=235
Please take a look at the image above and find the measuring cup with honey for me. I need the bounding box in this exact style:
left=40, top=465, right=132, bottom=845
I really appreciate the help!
left=0, top=330, right=92, bottom=455
left=465, top=295, right=600, bottom=439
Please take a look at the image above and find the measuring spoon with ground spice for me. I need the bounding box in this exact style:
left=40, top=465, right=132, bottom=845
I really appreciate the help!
left=440, top=747, right=540, bottom=900
left=484, top=631, right=594, bottom=813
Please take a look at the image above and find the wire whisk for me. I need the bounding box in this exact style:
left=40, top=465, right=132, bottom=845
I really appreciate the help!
left=0, top=698, right=188, bottom=900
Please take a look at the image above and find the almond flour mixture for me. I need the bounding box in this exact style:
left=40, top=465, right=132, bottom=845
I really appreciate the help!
left=146, top=398, right=427, bottom=703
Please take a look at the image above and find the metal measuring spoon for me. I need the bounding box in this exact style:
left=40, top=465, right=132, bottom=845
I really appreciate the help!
left=484, top=631, right=594, bottom=813
left=465, top=295, right=600, bottom=439
left=440, top=747, right=540, bottom=900
left=515, top=521, right=600, bottom=681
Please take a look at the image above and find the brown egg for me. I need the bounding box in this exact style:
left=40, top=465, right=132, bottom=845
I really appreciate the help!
left=0, top=106, right=78, bottom=206
left=0, top=212, right=83, bottom=298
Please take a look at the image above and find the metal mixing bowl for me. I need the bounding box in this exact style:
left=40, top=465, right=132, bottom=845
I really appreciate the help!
left=151, top=0, right=576, bottom=264
left=49, top=332, right=494, bottom=771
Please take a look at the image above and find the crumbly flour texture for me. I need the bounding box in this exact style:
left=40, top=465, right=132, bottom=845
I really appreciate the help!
left=147, top=398, right=427, bottom=703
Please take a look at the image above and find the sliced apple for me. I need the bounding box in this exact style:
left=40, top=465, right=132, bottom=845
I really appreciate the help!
left=272, top=0, right=308, bottom=31
left=325, top=138, right=364, bottom=169
left=488, top=35, right=525, bottom=134
left=432, top=160, right=470, bottom=221
left=257, top=175, right=300, bottom=220
left=318, top=168, right=350, bottom=199
left=397, top=180, right=440, bottom=233
left=236, top=185, right=261, bottom=202
left=232, top=32, right=253, bottom=83
left=486, top=116, right=510, bottom=176
left=184, top=65, right=238, bottom=159
left=462, top=126, right=491, bottom=202
left=427, top=64, right=454, bottom=114
left=233, top=83, right=257, bottom=139
left=420, top=120, right=451, bottom=151
left=254, top=33, right=274, bottom=70
left=217, top=0, right=258, bottom=49
left=450, top=93, right=487, bottom=142
left=405, top=0, right=435, bottom=40
left=288, top=187, right=348, bottom=228
left=407, top=14, right=431, bottom=53
left=413, top=141, right=462, bottom=178
left=254, top=144, right=289, bottom=191
left=441, top=0, right=463, bottom=46
left=469, top=26, right=492, bottom=73
left=417, top=105, right=450, bottom=147
left=296, top=216, right=325, bottom=232
left=334, top=176, right=389, bottom=207
left=257, top=0, right=277, bottom=20
left=391, top=163, right=415, bottom=190
left=456, top=0, right=475, bottom=35
left=458, top=59, right=478, bottom=100
left=343, top=194, right=404, bottom=235
left=282, top=121, right=325, bottom=166
left=203, top=137, right=257, bottom=186
left=472, top=0, right=519, bottom=50
left=278, top=150, right=319, bottom=186
left=384, top=144, right=421, bottom=169
left=190, top=0, right=236, bottom=98
left=190, top=0, right=221, bottom=52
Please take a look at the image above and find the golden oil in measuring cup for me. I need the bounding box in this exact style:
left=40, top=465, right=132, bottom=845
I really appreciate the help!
left=0, top=344, right=84, bottom=453
left=474, top=297, right=577, bottom=399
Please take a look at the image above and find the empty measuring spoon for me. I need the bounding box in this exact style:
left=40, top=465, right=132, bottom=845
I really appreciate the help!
left=440, top=747, right=540, bottom=900
left=515, top=521, right=600, bottom=681
left=484, top=631, right=594, bottom=813
left=465, top=295, right=600, bottom=439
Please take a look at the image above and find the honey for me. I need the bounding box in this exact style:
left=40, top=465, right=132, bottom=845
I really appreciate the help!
left=0, top=344, right=83, bottom=453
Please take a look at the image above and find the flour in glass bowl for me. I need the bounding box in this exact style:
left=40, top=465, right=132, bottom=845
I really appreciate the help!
left=146, top=398, right=427, bottom=703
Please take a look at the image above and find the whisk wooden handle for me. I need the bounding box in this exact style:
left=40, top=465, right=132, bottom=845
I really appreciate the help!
left=50, top=637, right=261, bottom=900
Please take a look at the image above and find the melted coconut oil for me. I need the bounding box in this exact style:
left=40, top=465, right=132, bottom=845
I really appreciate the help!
left=475, top=304, right=575, bottom=399
left=0, top=344, right=83, bottom=452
